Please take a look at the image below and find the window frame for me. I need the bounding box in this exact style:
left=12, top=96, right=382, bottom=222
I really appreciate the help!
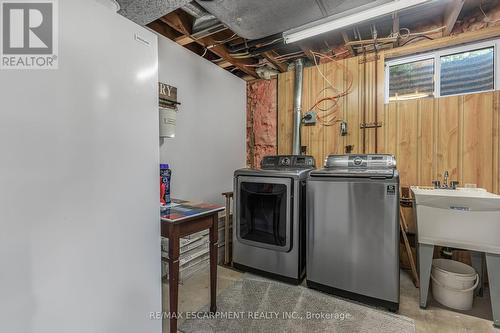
left=385, top=54, right=436, bottom=102
left=385, top=39, right=499, bottom=103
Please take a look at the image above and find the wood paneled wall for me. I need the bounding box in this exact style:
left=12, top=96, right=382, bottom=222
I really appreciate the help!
left=277, top=54, right=500, bottom=193
left=278, top=55, right=379, bottom=160
left=379, top=93, right=500, bottom=192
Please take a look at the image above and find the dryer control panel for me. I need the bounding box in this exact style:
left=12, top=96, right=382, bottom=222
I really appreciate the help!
left=261, top=155, right=315, bottom=170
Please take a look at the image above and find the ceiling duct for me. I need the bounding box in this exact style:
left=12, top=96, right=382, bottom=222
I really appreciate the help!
left=182, top=2, right=227, bottom=39
left=195, top=0, right=394, bottom=40
left=117, top=0, right=192, bottom=25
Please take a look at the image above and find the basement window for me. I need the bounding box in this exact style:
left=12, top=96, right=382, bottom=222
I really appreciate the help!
left=440, top=47, right=494, bottom=96
left=388, top=58, right=435, bottom=101
left=385, top=40, right=499, bottom=103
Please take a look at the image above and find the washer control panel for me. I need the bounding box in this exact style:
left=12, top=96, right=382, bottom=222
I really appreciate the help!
left=261, top=155, right=315, bottom=169
left=325, top=154, right=396, bottom=169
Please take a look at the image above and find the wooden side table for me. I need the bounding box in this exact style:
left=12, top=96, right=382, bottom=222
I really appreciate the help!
left=161, top=201, right=224, bottom=333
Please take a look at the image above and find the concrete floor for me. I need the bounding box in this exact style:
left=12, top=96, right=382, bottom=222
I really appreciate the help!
left=162, top=266, right=497, bottom=333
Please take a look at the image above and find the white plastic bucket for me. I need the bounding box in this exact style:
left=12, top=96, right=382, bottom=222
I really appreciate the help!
left=431, top=259, right=479, bottom=311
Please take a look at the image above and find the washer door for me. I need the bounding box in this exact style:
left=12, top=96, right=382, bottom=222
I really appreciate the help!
left=236, top=176, right=292, bottom=252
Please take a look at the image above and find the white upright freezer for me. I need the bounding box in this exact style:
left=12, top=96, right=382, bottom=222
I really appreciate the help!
left=0, top=1, right=162, bottom=332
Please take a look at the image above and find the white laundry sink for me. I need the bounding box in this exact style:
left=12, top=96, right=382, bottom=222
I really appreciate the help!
left=411, top=187, right=500, bottom=254
left=413, top=186, right=500, bottom=327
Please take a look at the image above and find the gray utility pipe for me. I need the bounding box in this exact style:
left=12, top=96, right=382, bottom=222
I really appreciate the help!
left=292, top=58, right=304, bottom=155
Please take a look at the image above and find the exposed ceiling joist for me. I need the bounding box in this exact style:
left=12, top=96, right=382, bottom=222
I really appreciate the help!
left=385, top=24, right=500, bottom=59
left=262, top=51, right=288, bottom=72
left=174, top=35, right=195, bottom=46
left=217, top=60, right=233, bottom=68
left=241, top=75, right=256, bottom=81
left=443, top=0, right=465, bottom=36
left=341, top=31, right=355, bottom=57
left=157, top=11, right=258, bottom=78
left=160, top=10, right=192, bottom=35
left=184, top=42, right=216, bottom=60
left=201, top=35, right=258, bottom=78
left=147, top=21, right=179, bottom=40
left=299, top=43, right=315, bottom=62
left=146, top=0, right=500, bottom=81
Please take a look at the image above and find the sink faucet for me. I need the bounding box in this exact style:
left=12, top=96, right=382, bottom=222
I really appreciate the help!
left=432, top=171, right=458, bottom=189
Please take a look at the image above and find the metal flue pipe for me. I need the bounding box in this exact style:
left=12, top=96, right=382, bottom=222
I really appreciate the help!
left=292, top=58, right=304, bottom=155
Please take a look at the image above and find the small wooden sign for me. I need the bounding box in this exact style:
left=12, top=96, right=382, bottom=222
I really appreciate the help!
left=159, top=82, right=179, bottom=107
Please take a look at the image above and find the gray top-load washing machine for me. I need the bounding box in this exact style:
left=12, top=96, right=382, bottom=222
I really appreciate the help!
left=233, top=155, right=315, bottom=284
left=306, top=154, right=400, bottom=311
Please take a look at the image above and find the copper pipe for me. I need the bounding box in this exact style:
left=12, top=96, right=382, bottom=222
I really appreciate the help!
left=292, top=58, right=304, bottom=155
left=362, top=50, right=367, bottom=154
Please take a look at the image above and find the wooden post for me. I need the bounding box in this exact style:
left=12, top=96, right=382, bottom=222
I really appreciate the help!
left=209, top=214, right=218, bottom=313
left=167, top=225, right=180, bottom=333
left=222, top=192, right=233, bottom=266
left=400, top=208, right=419, bottom=288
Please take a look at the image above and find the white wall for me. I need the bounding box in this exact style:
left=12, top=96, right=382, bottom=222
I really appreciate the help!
left=157, top=35, right=247, bottom=204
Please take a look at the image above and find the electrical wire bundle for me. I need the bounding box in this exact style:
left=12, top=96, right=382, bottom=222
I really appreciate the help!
left=308, top=51, right=353, bottom=127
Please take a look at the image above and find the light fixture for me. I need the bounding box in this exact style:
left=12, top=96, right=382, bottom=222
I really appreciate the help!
left=283, top=0, right=433, bottom=44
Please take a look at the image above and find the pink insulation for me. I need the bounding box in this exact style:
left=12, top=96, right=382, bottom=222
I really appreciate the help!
left=247, top=79, right=277, bottom=168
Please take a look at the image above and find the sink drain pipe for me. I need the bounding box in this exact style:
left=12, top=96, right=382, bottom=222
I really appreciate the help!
left=292, top=58, right=304, bottom=155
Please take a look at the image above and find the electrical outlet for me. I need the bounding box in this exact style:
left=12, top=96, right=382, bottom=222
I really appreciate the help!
left=303, top=111, right=317, bottom=125
left=340, top=121, right=348, bottom=136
